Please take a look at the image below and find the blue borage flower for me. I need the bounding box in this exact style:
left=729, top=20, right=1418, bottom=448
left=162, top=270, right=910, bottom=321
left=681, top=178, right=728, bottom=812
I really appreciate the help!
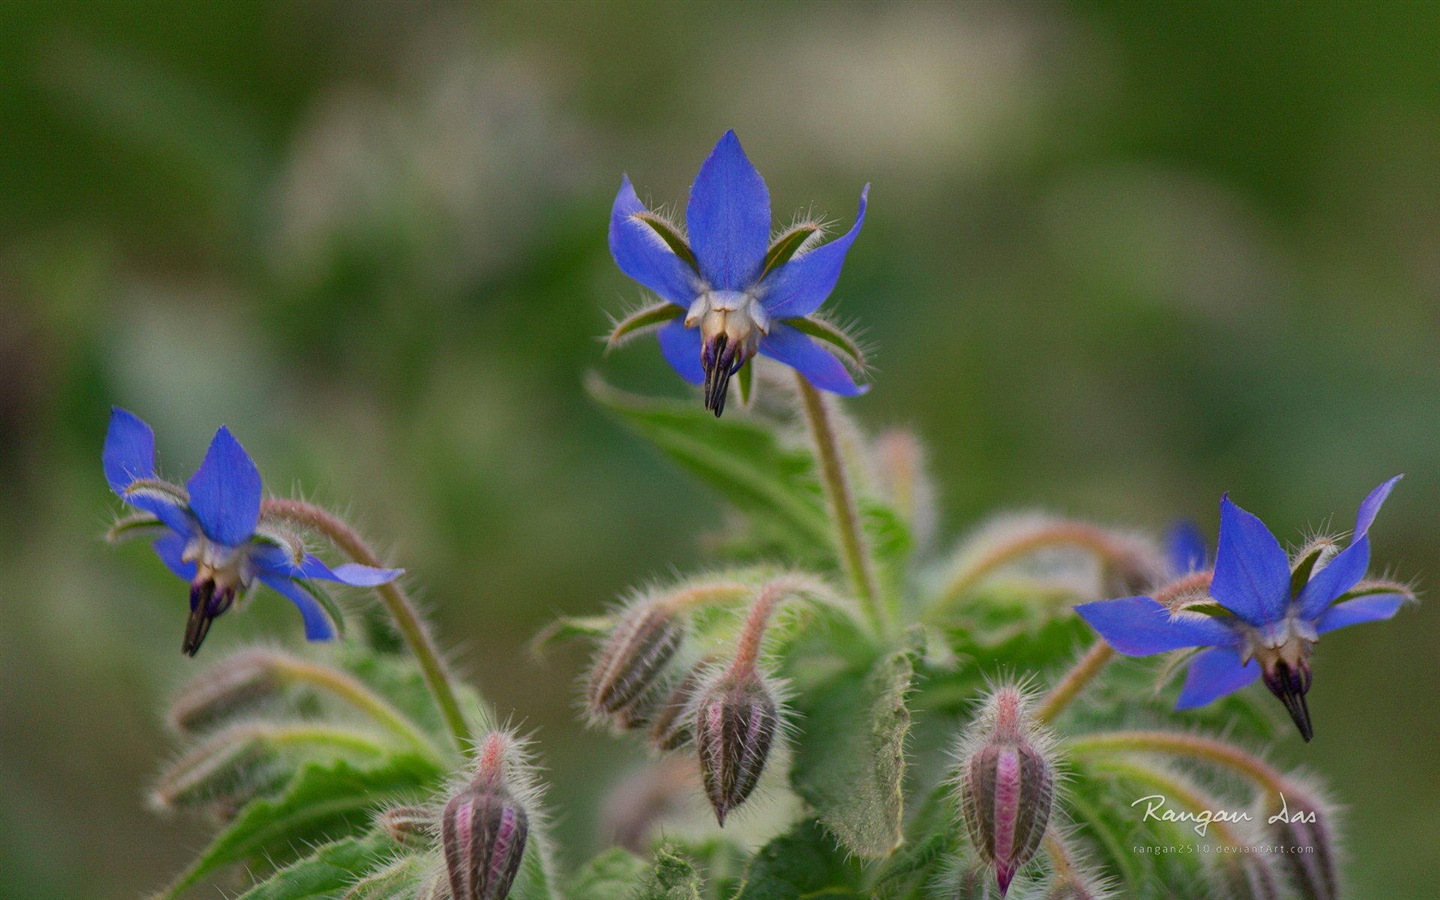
left=607, top=130, right=870, bottom=416
left=103, top=408, right=401, bottom=656
left=1076, top=477, right=1411, bottom=741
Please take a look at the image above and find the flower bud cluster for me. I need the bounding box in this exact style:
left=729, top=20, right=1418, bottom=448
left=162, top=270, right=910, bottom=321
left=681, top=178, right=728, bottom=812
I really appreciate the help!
left=584, top=578, right=796, bottom=826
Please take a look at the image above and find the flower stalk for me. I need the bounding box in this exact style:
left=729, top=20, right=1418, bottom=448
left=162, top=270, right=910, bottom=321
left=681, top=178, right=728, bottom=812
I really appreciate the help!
left=1065, top=730, right=1286, bottom=802
left=795, top=374, right=885, bottom=634
left=261, top=498, right=473, bottom=757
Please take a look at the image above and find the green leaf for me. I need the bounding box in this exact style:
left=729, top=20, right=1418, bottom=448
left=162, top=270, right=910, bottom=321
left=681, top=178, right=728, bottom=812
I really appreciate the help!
left=788, top=316, right=868, bottom=372
left=607, top=302, right=686, bottom=351
left=759, top=224, right=820, bottom=281
left=635, top=847, right=703, bottom=900
left=158, top=754, right=442, bottom=898
left=631, top=212, right=700, bottom=273
left=104, top=512, right=167, bottom=543
left=588, top=375, right=831, bottom=553
left=293, top=579, right=347, bottom=639
left=790, top=638, right=917, bottom=858
left=232, top=832, right=399, bottom=900
left=1288, top=543, right=1330, bottom=599
left=736, top=359, right=754, bottom=407
left=734, top=820, right=864, bottom=899
left=339, top=852, right=433, bottom=899
left=866, top=781, right=960, bottom=897
left=565, top=848, right=650, bottom=900
left=529, top=614, right=614, bottom=654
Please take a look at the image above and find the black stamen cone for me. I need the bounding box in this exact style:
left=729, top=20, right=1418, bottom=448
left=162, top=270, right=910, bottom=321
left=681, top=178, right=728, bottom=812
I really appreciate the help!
left=702, top=335, right=744, bottom=418
left=184, top=580, right=236, bottom=657
left=1263, top=661, right=1314, bottom=742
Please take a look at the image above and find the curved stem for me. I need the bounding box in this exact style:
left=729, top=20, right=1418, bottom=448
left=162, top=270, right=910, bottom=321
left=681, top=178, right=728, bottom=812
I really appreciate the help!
left=1035, top=641, right=1115, bottom=724
left=270, top=654, right=445, bottom=764
left=261, top=498, right=473, bottom=757
left=1087, top=757, right=1246, bottom=847
left=729, top=578, right=796, bottom=674
left=931, top=520, right=1158, bottom=618
left=794, top=375, right=885, bottom=635
left=1035, top=569, right=1216, bottom=723
left=1065, top=730, right=1286, bottom=803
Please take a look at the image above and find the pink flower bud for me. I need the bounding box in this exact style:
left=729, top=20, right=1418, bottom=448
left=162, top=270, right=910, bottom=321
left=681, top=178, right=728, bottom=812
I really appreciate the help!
left=442, top=735, right=530, bottom=900
left=956, top=686, right=1057, bottom=897
left=694, top=667, right=780, bottom=825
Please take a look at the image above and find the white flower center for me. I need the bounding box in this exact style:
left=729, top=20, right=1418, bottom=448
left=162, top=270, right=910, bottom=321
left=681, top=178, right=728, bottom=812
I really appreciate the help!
left=181, top=536, right=256, bottom=592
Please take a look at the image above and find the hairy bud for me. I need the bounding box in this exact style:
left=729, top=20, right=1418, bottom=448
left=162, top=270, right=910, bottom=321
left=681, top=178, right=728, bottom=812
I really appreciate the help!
left=647, top=664, right=707, bottom=752
left=950, top=863, right=998, bottom=899
left=150, top=725, right=273, bottom=815
left=377, top=805, right=435, bottom=848
left=1046, top=877, right=1110, bottom=900
left=694, top=667, right=780, bottom=825
left=442, top=734, right=531, bottom=900
left=586, top=600, right=686, bottom=725
left=955, top=686, right=1057, bottom=897
left=1265, top=782, right=1340, bottom=900
left=1217, top=855, right=1283, bottom=900
left=166, top=648, right=284, bottom=733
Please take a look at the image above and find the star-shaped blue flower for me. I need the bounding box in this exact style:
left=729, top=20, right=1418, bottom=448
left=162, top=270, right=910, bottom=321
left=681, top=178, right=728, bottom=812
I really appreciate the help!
left=608, top=130, right=870, bottom=416
left=1075, top=477, right=1409, bottom=741
left=104, top=408, right=401, bottom=656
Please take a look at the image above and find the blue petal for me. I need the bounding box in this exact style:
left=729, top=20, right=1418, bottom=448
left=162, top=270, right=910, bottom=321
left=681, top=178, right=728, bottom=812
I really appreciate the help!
left=757, top=322, right=868, bottom=396
left=1316, top=593, right=1406, bottom=634
left=1208, top=494, right=1291, bottom=626
left=1354, top=475, right=1401, bottom=539
left=1073, top=596, right=1238, bottom=657
left=291, top=553, right=403, bottom=587
left=1175, top=646, right=1261, bottom=709
left=686, top=131, right=770, bottom=290
left=1294, top=537, right=1370, bottom=621
left=258, top=572, right=338, bottom=641
left=656, top=318, right=704, bottom=385
left=1165, top=519, right=1208, bottom=575
left=609, top=176, right=699, bottom=305
left=152, top=531, right=196, bottom=581
left=103, top=407, right=156, bottom=493
left=186, top=426, right=262, bottom=547
left=759, top=185, right=868, bottom=319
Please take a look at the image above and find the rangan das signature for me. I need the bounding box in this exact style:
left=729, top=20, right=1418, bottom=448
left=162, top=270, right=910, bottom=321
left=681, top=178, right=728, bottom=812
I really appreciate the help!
left=1132, top=793, right=1316, bottom=837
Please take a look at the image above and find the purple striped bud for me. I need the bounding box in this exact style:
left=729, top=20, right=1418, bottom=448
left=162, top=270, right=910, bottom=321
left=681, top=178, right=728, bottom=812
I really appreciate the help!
left=1265, top=782, right=1339, bottom=900
left=647, top=664, right=708, bottom=752
left=442, top=735, right=530, bottom=900
left=956, top=686, right=1057, bottom=897
left=587, top=600, right=686, bottom=725
left=694, top=667, right=780, bottom=825
left=1217, top=855, right=1283, bottom=900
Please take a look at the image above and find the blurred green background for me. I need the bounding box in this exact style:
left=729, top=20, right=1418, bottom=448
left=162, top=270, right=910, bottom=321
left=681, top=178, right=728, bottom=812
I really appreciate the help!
left=1, top=1, right=1437, bottom=897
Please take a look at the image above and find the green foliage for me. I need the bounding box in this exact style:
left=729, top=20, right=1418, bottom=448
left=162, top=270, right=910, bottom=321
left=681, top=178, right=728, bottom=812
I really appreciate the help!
left=565, top=848, right=651, bottom=900
left=635, top=848, right=704, bottom=900
left=789, top=637, right=917, bottom=858
left=733, top=821, right=865, bottom=900
left=232, top=832, right=401, bottom=900
left=158, top=755, right=441, bottom=898
left=588, top=376, right=832, bottom=555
